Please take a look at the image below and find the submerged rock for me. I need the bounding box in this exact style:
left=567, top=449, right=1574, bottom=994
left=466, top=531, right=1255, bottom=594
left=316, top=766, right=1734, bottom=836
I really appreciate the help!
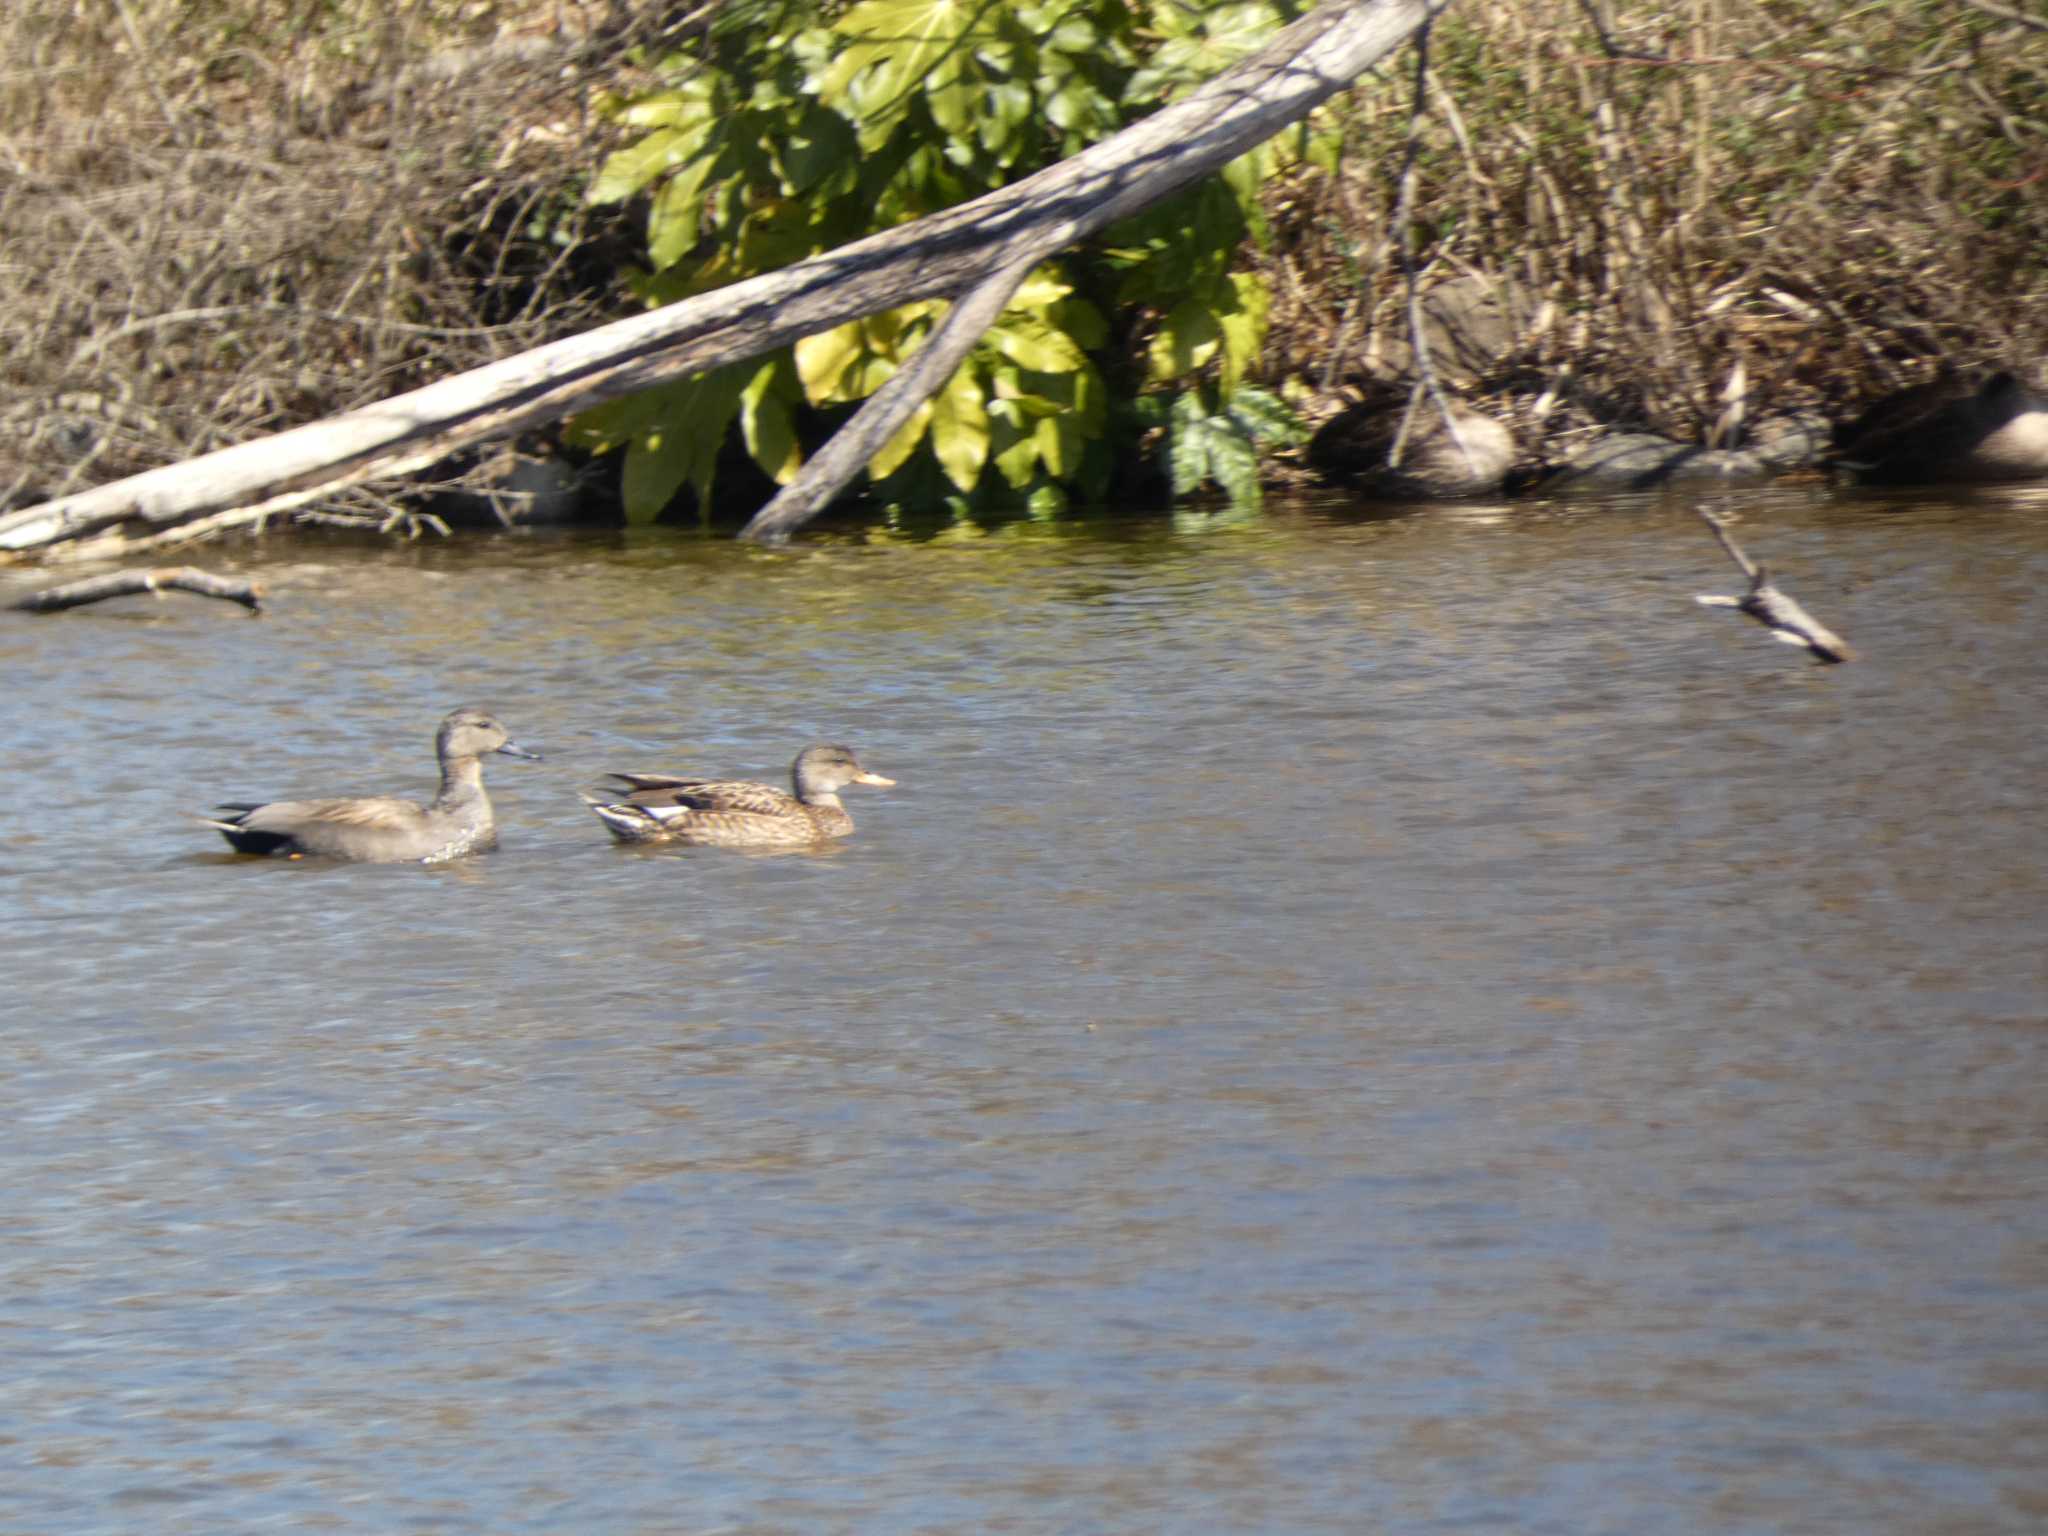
left=1541, top=414, right=1827, bottom=493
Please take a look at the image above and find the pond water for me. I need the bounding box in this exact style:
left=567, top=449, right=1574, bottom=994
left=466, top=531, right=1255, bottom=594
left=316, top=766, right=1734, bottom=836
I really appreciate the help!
left=2, top=484, right=2045, bottom=1533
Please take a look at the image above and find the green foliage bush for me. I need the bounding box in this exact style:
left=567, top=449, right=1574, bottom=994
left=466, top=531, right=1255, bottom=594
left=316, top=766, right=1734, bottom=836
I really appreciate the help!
left=574, top=0, right=1328, bottom=520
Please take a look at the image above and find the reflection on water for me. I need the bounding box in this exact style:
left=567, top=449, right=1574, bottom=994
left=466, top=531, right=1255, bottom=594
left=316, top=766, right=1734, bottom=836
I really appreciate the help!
left=2, top=487, right=2046, bottom=1533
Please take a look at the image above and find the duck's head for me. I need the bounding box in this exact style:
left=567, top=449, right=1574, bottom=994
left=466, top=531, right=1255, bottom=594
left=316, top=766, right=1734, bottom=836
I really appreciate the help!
left=438, top=706, right=542, bottom=762
left=792, top=743, right=894, bottom=797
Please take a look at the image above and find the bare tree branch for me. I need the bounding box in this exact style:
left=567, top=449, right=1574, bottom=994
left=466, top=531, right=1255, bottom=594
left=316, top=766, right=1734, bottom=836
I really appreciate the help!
left=12, top=565, right=264, bottom=613
left=742, top=256, right=1040, bottom=543
left=1693, top=511, right=1855, bottom=663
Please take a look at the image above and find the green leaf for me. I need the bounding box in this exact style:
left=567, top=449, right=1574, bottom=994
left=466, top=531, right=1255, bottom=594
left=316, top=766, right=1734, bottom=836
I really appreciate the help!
left=777, top=104, right=860, bottom=196
left=740, top=355, right=804, bottom=484
left=1166, top=389, right=1215, bottom=496
left=1025, top=482, right=1068, bottom=518
left=622, top=415, right=700, bottom=523
left=978, top=80, right=1034, bottom=163
left=822, top=0, right=982, bottom=150
left=1052, top=295, right=1108, bottom=351
left=589, top=125, right=704, bottom=206
left=1149, top=298, right=1223, bottom=382
left=982, top=310, right=1085, bottom=374
left=605, top=365, right=754, bottom=523
left=646, top=152, right=719, bottom=270
left=1215, top=270, right=1270, bottom=393
left=1033, top=400, right=1085, bottom=478
left=564, top=388, right=665, bottom=455
left=794, top=321, right=870, bottom=404
left=987, top=396, right=1044, bottom=488
left=1224, top=383, right=1307, bottom=448
left=1160, top=382, right=1272, bottom=505
left=1044, top=74, right=1116, bottom=137
left=869, top=399, right=934, bottom=480
left=1205, top=421, right=1260, bottom=504
left=929, top=365, right=990, bottom=492
left=927, top=78, right=980, bottom=135
left=1009, top=268, right=1073, bottom=308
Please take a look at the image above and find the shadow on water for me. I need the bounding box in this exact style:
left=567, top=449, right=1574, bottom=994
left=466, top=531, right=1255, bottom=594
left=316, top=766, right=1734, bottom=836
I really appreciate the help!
left=2, top=484, right=2046, bottom=1531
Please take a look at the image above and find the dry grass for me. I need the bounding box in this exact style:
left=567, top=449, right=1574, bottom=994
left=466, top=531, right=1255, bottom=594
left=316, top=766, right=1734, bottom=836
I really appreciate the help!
left=1262, top=0, right=2048, bottom=457
left=0, top=0, right=648, bottom=513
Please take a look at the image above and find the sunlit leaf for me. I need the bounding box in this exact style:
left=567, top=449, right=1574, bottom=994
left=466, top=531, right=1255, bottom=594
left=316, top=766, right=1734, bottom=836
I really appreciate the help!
left=869, top=399, right=934, bottom=479
left=1010, top=268, right=1073, bottom=308
left=1215, top=270, right=1270, bottom=393
left=823, top=0, right=984, bottom=149
left=929, top=78, right=980, bottom=134
left=1033, top=402, right=1085, bottom=477
left=988, top=396, right=1043, bottom=488
left=1149, top=298, right=1222, bottom=382
left=983, top=311, right=1085, bottom=374
left=646, top=153, right=718, bottom=270
left=929, top=365, right=990, bottom=491
left=590, top=125, right=704, bottom=206
left=794, top=321, right=869, bottom=403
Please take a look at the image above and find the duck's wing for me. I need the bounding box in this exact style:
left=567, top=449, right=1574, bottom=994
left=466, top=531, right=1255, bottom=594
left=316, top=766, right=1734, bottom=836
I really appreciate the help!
left=227, top=795, right=428, bottom=831
left=203, top=795, right=431, bottom=858
left=598, top=773, right=801, bottom=817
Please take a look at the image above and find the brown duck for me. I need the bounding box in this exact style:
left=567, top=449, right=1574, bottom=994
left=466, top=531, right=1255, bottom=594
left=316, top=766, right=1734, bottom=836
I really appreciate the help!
left=201, top=706, right=541, bottom=863
left=585, top=743, right=894, bottom=848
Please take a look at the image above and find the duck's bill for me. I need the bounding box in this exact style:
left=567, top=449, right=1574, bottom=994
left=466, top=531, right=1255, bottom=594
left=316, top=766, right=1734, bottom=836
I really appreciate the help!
left=854, top=771, right=896, bottom=787
left=497, top=741, right=544, bottom=761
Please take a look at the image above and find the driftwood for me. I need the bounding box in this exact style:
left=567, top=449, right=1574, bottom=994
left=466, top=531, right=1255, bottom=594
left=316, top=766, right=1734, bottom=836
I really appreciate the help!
left=0, top=0, right=1452, bottom=560
left=1693, top=512, right=1854, bottom=663
left=11, top=566, right=264, bottom=613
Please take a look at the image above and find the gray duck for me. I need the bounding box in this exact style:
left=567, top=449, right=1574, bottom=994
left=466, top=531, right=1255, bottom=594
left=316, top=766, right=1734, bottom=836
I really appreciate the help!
left=201, top=706, right=540, bottom=862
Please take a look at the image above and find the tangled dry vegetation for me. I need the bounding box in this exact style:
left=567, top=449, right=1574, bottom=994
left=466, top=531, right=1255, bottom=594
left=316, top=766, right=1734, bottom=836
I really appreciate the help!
left=1260, top=0, right=2048, bottom=465
left=0, top=0, right=656, bottom=520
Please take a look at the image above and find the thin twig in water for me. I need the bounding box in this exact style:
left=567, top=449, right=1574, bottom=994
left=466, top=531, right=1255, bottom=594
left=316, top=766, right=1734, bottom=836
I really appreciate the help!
left=12, top=565, right=263, bottom=613
left=1693, top=511, right=1855, bottom=663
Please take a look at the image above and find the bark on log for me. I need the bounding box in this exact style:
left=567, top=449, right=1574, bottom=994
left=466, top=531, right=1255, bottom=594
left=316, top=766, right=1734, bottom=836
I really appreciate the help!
left=11, top=566, right=264, bottom=613
left=0, top=0, right=1451, bottom=560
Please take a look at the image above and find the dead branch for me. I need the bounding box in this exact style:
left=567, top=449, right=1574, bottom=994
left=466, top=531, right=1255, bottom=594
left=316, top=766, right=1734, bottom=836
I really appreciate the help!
left=741, top=256, right=1040, bottom=543
left=11, top=565, right=264, bottom=613
left=1, top=0, right=1452, bottom=559
left=1389, top=18, right=1482, bottom=476
left=1693, top=511, right=1854, bottom=662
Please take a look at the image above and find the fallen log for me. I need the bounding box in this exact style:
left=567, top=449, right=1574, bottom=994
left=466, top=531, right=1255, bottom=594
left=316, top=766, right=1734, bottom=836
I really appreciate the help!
left=1692, top=511, right=1855, bottom=663
left=0, top=0, right=1451, bottom=559
left=11, top=566, right=264, bottom=613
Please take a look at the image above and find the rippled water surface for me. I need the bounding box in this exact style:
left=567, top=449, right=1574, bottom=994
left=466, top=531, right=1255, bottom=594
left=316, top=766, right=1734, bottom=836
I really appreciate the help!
left=3, top=487, right=2046, bottom=1533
